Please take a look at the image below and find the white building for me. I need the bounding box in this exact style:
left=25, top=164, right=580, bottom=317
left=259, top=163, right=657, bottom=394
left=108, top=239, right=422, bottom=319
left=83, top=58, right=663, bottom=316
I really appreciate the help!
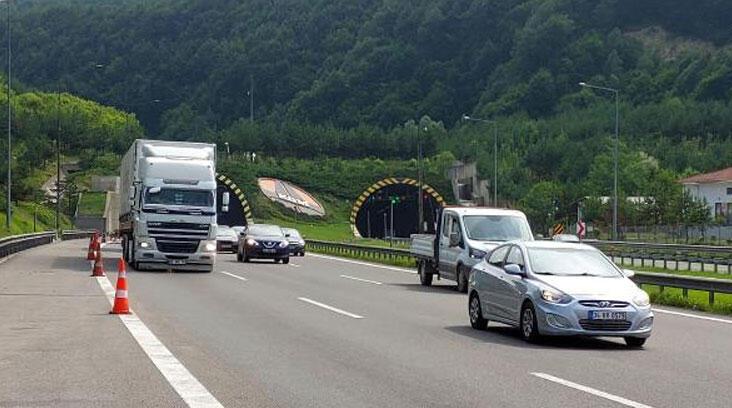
left=680, top=167, right=732, bottom=225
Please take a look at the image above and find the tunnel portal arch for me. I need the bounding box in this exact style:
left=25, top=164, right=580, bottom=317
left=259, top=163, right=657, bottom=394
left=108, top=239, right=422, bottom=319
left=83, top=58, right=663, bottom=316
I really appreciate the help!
left=216, top=173, right=253, bottom=226
left=350, top=177, right=445, bottom=238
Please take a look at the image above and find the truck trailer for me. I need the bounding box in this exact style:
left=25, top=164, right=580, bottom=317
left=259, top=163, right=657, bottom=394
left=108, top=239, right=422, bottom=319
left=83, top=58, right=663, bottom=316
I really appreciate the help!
left=119, top=139, right=219, bottom=272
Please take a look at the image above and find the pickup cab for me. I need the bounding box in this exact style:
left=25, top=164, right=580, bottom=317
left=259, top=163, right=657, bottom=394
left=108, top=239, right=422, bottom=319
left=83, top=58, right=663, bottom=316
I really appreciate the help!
left=410, top=207, right=533, bottom=292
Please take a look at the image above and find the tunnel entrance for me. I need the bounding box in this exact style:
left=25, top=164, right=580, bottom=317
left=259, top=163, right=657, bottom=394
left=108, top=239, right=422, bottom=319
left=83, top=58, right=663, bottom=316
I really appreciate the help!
left=351, top=178, right=445, bottom=238
left=216, top=173, right=253, bottom=227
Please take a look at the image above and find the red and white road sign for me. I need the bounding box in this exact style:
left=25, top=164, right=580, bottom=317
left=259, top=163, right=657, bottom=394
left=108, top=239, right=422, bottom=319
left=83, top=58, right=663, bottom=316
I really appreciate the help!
left=576, top=220, right=586, bottom=239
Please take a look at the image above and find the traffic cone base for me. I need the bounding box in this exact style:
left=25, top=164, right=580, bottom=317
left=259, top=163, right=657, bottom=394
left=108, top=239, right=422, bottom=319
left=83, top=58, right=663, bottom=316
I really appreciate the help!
left=91, top=248, right=105, bottom=277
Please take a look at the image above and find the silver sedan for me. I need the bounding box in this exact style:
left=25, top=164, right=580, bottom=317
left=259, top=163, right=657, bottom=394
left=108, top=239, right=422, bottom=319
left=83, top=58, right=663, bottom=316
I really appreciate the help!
left=468, top=241, right=653, bottom=347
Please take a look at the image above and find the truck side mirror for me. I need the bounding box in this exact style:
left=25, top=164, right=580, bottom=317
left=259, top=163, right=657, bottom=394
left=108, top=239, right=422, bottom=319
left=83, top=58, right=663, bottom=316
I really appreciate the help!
left=221, top=192, right=230, bottom=213
left=449, top=232, right=460, bottom=247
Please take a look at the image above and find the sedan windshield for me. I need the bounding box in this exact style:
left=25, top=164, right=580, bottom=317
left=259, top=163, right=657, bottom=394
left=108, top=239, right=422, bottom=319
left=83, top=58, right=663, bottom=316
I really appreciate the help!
left=144, top=188, right=213, bottom=207
left=528, top=248, right=622, bottom=278
left=248, top=225, right=284, bottom=237
left=463, top=216, right=533, bottom=241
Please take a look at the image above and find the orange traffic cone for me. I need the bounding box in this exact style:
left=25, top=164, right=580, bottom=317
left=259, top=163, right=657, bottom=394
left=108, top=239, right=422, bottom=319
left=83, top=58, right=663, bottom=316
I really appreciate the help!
left=110, top=258, right=131, bottom=314
left=91, top=245, right=105, bottom=277
left=86, top=232, right=98, bottom=261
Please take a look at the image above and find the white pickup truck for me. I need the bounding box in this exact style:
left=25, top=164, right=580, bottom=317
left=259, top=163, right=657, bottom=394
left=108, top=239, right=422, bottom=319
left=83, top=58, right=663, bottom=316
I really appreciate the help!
left=410, top=207, right=534, bottom=292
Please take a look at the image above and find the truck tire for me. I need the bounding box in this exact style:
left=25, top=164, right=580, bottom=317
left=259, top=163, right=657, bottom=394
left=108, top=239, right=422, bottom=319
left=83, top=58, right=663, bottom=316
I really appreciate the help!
left=456, top=265, right=468, bottom=293
left=418, top=260, right=433, bottom=286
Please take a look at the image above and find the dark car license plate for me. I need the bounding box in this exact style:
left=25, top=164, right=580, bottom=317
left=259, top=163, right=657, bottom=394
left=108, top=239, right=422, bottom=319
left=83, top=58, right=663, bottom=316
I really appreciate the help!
left=589, top=311, right=626, bottom=320
left=262, top=249, right=276, bottom=253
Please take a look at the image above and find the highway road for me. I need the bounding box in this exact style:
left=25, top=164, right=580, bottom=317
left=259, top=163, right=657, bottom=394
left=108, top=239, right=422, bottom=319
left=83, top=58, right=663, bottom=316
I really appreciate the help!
left=3, top=240, right=732, bottom=407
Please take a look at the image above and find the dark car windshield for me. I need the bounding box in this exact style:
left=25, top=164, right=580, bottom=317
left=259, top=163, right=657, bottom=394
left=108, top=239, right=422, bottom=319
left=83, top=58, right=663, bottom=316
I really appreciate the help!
left=144, top=188, right=213, bottom=207
left=528, top=248, right=622, bottom=278
left=463, top=215, right=532, bottom=241
left=248, top=225, right=284, bottom=236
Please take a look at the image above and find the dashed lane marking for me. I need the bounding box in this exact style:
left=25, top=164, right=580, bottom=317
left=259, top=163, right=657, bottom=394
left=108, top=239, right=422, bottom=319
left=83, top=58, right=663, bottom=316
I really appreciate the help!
left=307, top=253, right=416, bottom=274
left=96, top=276, right=224, bottom=408
left=531, top=372, right=654, bottom=408
left=220, top=271, right=248, bottom=281
left=652, top=308, right=732, bottom=325
left=340, top=275, right=383, bottom=285
left=297, top=297, right=364, bottom=319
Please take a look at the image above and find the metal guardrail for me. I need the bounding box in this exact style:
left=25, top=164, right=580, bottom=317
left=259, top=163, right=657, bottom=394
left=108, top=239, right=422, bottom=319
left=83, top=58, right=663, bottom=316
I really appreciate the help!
left=306, top=239, right=732, bottom=305
left=0, top=230, right=96, bottom=259
left=584, top=240, right=732, bottom=273
left=0, top=232, right=56, bottom=257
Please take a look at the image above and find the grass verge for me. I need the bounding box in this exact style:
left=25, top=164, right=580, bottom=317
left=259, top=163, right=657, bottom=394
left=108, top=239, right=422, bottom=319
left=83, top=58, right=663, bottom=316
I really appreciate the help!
left=77, top=192, right=107, bottom=216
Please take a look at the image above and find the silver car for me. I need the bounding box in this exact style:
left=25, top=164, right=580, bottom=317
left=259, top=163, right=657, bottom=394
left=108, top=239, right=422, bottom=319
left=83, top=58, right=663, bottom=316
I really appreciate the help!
left=468, top=241, right=653, bottom=347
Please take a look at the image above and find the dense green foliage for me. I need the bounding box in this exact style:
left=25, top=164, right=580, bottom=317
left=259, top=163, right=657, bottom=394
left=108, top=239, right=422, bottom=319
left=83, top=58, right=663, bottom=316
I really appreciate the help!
left=3, top=0, right=731, bottom=232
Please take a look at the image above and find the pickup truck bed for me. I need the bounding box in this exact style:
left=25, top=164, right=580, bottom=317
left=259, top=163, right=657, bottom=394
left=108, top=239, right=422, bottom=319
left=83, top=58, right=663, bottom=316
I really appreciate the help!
left=410, top=234, right=436, bottom=259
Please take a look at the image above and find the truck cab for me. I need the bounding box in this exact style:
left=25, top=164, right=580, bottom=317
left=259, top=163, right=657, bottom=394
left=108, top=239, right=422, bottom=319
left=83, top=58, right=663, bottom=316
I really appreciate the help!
left=120, top=140, right=219, bottom=272
left=411, top=207, right=533, bottom=292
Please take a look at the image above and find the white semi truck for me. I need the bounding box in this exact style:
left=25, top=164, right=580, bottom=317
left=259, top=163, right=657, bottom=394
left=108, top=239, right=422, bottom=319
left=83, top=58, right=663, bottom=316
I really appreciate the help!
left=119, top=139, right=221, bottom=272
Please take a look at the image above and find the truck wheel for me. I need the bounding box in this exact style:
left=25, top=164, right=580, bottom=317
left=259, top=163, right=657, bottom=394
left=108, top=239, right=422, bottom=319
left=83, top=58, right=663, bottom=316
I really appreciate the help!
left=456, top=265, right=468, bottom=293
left=418, top=261, right=433, bottom=286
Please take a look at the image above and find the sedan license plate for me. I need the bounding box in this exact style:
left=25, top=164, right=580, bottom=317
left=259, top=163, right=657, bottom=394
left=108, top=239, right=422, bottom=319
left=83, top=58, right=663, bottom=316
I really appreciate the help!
left=169, top=259, right=186, bottom=266
left=589, top=310, right=626, bottom=320
left=262, top=249, right=277, bottom=254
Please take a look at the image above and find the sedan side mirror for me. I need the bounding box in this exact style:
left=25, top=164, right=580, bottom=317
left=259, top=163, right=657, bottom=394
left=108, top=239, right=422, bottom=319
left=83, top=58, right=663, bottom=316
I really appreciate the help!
left=623, top=269, right=636, bottom=278
left=504, top=263, right=525, bottom=277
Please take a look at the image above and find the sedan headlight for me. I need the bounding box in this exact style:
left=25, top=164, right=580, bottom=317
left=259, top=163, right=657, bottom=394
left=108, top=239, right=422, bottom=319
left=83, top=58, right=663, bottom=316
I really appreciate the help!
left=204, top=241, right=217, bottom=252
left=246, top=238, right=258, bottom=247
left=278, top=240, right=289, bottom=248
left=541, top=288, right=572, bottom=304
left=469, top=247, right=487, bottom=259
left=633, top=291, right=650, bottom=307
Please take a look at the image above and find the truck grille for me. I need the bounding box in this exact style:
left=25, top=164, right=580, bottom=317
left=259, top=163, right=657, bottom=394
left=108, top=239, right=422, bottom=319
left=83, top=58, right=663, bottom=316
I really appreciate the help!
left=157, top=240, right=199, bottom=254
left=579, top=320, right=632, bottom=331
left=148, top=222, right=209, bottom=254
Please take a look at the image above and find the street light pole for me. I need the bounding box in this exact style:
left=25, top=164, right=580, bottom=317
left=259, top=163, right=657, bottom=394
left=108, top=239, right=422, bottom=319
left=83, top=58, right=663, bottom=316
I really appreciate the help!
left=417, top=125, right=426, bottom=233
left=579, top=82, right=620, bottom=240
left=248, top=74, right=254, bottom=121
left=5, top=0, right=10, bottom=229
left=462, top=115, right=498, bottom=206
left=56, top=88, right=61, bottom=236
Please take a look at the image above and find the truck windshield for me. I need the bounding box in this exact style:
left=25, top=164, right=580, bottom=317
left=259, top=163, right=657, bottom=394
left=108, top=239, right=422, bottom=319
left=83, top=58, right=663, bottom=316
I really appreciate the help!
left=144, top=188, right=213, bottom=207
left=462, top=215, right=532, bottom=241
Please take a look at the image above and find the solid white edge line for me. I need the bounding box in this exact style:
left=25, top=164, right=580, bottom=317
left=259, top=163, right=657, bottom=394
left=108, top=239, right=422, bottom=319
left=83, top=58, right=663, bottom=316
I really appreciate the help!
left=307, top=253, right=416, bottom=274
left=340, top=274, right=383, bottom=285
left=652, top=308, right=732, bottom=325
left=297, top=297, right=364, bottom=319
left=95, top=276, right=224, bottom=408
left=219, top=271, right=248, bottom=281
left=0, top=253, right=16, bottom=265
left=531, top=372, right=654, bottom=408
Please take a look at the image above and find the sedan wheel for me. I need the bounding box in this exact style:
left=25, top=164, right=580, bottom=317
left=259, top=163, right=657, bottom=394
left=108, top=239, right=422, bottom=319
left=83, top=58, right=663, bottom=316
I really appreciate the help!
left=520, top=303, right=540, bottom=343
left=469, top=294, right=488, bottom=330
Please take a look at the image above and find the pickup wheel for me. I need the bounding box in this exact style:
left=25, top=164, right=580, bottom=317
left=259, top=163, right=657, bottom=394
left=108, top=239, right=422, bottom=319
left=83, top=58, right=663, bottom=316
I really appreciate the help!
left=456, top=265, right=469, bottom=293
left=418, top=260, right=433, bottom=286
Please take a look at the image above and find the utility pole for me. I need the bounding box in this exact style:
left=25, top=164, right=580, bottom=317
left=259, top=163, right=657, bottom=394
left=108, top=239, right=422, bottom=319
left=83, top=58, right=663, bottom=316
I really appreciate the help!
left=5, top=0, right=11, bottom=230
left=417, top=125, right=424, bottom=233
left=56, top=88, right=61, bottom=236
left=249, top=74, right=254, bottom=121
left=367, top=210, right=371, bottom=239
left=390, top=199, right=394, bottom=248
left=493, top=123, right=498, bottom=206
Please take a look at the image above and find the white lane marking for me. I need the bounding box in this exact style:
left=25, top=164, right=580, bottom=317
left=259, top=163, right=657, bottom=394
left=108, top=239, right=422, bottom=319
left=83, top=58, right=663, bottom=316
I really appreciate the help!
left=340, top=275, right=383, bottom=285
left=652, top=308, right=732, bottom=325
left=307, top=253, right=416, bottom=274
left=96, top=276, right=224, bottom=408
left=531, top=372, right=654, bottom=408
left=297, top=297, right=364, bottom=319
left=0, top=254, right=17, bottom=265
left=289, top=263, right=301, bottom=268
left=220, top=271, right=248, bottom=281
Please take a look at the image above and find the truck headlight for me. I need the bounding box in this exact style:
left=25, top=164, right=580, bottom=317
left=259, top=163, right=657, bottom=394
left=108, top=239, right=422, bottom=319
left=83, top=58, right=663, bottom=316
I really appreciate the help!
left=137, top=238, right=154, bottom=249
left=204, top=241, right=217, bottom=252
left=633, top=291, right=650, bottom=307
left=541, top=289, right=572, bottom=304
left=278, top=240, right=289, bottom=248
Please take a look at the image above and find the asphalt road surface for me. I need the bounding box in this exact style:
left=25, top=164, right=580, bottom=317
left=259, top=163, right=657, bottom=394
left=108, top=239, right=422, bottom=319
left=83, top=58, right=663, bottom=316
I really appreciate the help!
left=3, top=239, right=732, bottom=407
